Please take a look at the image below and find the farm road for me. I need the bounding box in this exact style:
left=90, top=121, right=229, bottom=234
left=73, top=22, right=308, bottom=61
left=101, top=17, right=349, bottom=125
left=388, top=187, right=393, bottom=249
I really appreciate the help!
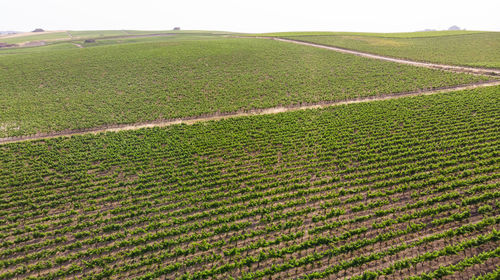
left=251, top=37, right=500, bottom=77
left=1, top=80, right=499, bottom=145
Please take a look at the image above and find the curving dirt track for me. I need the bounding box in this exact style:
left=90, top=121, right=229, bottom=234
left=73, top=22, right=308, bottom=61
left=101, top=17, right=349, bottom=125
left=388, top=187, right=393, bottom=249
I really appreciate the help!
left=267, top=37, right=500, bottom=77
left=1, top=80, right=499, bottom=145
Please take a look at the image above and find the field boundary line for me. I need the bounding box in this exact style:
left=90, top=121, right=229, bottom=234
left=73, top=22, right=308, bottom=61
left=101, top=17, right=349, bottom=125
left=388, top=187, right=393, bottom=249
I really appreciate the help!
left=242, top=36, right=500, bottom=77
left=1, top=80, right=499, bottom=145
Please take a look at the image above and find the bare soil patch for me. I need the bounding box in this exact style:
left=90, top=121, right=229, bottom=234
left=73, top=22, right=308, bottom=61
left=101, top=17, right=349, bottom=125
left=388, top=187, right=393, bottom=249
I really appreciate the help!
left=19, top=41, right=46, bottom=47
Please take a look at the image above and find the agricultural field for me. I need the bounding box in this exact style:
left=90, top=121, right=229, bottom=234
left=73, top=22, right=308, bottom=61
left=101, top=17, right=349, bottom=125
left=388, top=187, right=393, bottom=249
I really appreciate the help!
left=0, top=37, right=488, bottom=137
left=121, top=30, right=235, bottom=36
left=0, top=33, right=223, bottom=56
left=75, top=33, right=224, bottom=48
left=0, top=30, right=164, bottom=45
left=0, top=85, right=499, bottom=279
left=0, top=43, right=81, bottom=55
left=273, top=31, right=500, bottom=69
left=0, top=30, right=235, bottom=46
left=67, top=30, right=233, bottom=38
left=66, top=30, right=131, bottom=39
left=261, top=30, right=486, bottom=38
left=0, top=32, right=71, bottom=44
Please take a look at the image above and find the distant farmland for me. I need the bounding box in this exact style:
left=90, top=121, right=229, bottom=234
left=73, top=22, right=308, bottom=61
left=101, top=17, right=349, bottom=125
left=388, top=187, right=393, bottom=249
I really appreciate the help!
left=271, top=31, right=500, bottom=69
left=0, top=37, right=489, bottom=137
left=0, top=29, right=499, bottom=280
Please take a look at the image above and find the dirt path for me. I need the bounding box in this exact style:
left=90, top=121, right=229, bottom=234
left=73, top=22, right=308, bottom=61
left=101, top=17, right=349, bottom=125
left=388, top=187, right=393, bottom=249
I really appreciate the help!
left=253, top=37, right=500, bottom=77
left=1, top=80, right=499, bottom=145
left=18, top=41, right=46, bottom=47
left=72, top=43, right=83, bottom=48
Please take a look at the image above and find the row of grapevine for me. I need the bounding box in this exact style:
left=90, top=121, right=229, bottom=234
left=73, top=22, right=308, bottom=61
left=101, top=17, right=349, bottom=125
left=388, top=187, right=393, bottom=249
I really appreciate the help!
left=0, top=37, right=489, bottom=137
left=0, top=86, right=498, bottom=279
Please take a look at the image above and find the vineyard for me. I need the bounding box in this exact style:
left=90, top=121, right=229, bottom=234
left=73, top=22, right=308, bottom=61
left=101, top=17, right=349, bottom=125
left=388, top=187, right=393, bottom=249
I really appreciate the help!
left=0, top=85, right=498, bottom=279
left=0, top=30, right=234, bottom=45
left=274, top=31, right=500, bottom=69
left=0, top=32, right=71, bottom=44
left=0, top=37, right=488, bottom=137
left=260, top=30, right=486, bottom=38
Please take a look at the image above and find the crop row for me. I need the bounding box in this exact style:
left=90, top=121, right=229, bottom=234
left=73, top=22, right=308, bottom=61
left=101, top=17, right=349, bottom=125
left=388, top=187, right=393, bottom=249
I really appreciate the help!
left=0, top=37, right=489, bottom=137
left=0, top=86, right=498, bottom=279
left=278, top=32, right=500, bottom=69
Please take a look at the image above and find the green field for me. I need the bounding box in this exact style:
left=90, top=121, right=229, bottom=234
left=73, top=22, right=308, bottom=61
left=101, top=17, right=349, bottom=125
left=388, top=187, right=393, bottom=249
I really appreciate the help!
left=67, top=30, right=130, bottom=38
left=0, top=86, right=498, bottom=279
left=68, top=30, right=233, bottom=38
left=0, top=37, right=487, bottom=137
left=1, top=28, right=499, bottom=280
left=261, top=30, right=486, bottom=38
left=77, top=33, right=223, bottom=48
left=0, top=43, right=80, bottom=55
left=0, top=33, right=224, bottom=55
left=274, top=32, right=500, bottom=69
left=0, top=30, right=235, bottom=46
left=0, top=32, right=71, bottom=44
left=122, top=30, right=235, bottom=35
left=0, top=30, right=155, bottom=44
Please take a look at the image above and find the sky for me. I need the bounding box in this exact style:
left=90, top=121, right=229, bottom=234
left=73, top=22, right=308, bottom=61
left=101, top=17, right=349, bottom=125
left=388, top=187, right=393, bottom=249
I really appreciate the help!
left=1, top=0, right=499, bottom=33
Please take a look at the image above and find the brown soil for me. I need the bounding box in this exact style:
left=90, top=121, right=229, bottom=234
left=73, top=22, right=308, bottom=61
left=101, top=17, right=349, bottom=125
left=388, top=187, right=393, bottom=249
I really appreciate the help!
left=19, top=41, right=46, bottom=47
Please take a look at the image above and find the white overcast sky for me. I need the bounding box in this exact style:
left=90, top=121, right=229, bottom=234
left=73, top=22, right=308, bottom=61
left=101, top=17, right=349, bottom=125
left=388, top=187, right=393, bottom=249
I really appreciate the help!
left=1, top=0, right=499, bottom=33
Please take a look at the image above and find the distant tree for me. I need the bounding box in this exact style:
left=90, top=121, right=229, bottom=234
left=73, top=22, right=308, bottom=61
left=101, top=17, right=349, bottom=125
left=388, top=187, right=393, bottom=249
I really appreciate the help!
left=32, top=28, right=45, bottom=32
left=448, top=25, right=461, bottom=31
left=173, top=27, right=181, bottom=31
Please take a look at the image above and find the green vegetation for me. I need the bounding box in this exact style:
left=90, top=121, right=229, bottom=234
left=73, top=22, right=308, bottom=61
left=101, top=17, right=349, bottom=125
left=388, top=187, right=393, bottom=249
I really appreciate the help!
left=67, top=30, right=130, bottom=38
left=260, top=30, right=486, bottom=38
left=0, top=85, right=498, bottom=279
left=1, top=28, right=498, bottom=279
left=0, top=42, right=79, bottom=55
left=77, top=33, right=223, bottom=48
left=122, top=30, right=235, bottom=35
left=0, top=30, right=235, bottom=46
left=0, top=37, right=487, bottom=137
left=276, top=32, right=500, bottom=68
left=68, top=30, right=233, bottom=38
left=0, top=32, right=71, bottom=44
left=471, top=266, right=500, bottom=280
left=0, top=33, right=223, bottom=55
